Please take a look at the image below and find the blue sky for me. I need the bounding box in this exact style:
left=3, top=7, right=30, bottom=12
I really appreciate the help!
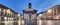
left=0, top=0, right=60, bottom=14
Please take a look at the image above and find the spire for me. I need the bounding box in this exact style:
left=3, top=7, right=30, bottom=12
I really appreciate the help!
left=28, top=3, right=32, bottom=9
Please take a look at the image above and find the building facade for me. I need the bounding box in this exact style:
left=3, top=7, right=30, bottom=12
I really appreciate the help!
left=37, top=5, right=60, bottom=25
left=37, top=5, right=60, bottom=20
left=48, top=5, right=60, bottom=19
left=0, top=4, right=22, bottom=25
left=23, top=3, right=37, bottom=25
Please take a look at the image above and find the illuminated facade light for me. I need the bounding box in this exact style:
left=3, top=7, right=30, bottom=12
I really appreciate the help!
left=47, top=9, right=52, bottom=13
left=39, top=14, right=42, bottom=16
left=7, top=9, right=11, bottom=14
left=18, top=14, right=20, bottom=17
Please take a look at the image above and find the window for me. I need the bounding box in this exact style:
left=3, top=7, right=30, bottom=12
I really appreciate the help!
left=3, top=9, right=5, bottom=13
left=54, top=10, right=56, bottom=15
left=0, top=17, right=1, bottom=21
left=0, top=8, right=1, bottom=15
left=3, top=9, right=6, bottom=15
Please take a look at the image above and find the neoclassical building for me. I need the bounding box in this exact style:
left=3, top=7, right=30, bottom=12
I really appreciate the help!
left=23, top=3, right=37, bottom=25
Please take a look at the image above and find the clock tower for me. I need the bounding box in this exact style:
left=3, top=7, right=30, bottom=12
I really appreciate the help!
left=23, top=3, right=37, bottom=25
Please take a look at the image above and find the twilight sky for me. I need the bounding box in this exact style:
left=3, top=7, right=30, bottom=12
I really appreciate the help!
left=0, top=0, right=60, bottom=14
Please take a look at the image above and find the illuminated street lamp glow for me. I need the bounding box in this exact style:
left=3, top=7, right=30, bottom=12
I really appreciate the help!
left=4, top=17, right=7, bottom=20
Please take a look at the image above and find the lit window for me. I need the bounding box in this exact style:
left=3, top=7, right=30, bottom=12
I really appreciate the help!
left=0, top=8, right=1, bottom=11
left=10, top=18, right=13, bottom=20
left=22, top=20, right=24, bottom=24
left=18, top=14, right=20, bottom=17
left=4, top=17, right=7, bottom=20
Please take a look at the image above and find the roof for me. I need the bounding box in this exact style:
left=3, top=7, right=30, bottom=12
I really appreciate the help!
left=48, top=5, right=60, bottom=10
left=0, top=4, right=10, bottom=9
left=23, top=3, right=37, bottom=11
left=0, top=4, right=18, bottom=14
left=23, top=8, right=37, bottom=11
left=37, top=11, right=46, bottom=16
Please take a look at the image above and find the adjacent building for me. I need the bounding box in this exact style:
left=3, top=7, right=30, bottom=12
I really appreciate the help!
left=48, top=5, right=60, bottom=19
left=0, top=4, right=22, bottom=25
left=37, top=5, right=60, bottom=19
